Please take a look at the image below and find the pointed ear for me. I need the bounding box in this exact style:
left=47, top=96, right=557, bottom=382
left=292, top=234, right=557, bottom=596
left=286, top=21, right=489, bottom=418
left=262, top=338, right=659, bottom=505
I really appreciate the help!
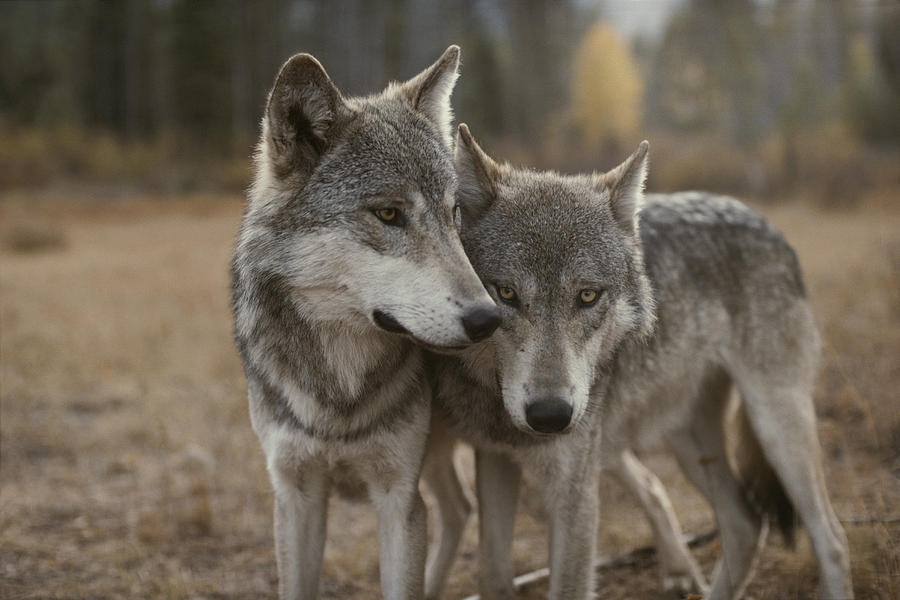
left=265, top=53, right=350, bottom=181
left=456, top=123, right=502, bottom=222
left=396, top=45, right=460, bottom=147
left=595, top=141, right=649, bottom=233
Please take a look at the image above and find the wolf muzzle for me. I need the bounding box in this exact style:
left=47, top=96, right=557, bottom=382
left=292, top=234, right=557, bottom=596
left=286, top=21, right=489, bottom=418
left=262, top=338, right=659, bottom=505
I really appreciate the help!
left=372, top=305, right=501, bottom=344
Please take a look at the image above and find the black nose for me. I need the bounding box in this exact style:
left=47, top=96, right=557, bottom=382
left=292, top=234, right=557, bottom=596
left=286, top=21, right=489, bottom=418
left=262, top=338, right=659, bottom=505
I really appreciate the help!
left=461, top=305, right=501, bottom=342
left=525, top=398, right=573, bottom=433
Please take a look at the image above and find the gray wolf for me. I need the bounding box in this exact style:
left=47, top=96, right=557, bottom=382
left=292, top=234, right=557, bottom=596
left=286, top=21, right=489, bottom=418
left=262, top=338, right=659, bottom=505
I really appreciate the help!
left=423, top=124, right=853, bottom=599
left=231, top=48, right=500, bottom=599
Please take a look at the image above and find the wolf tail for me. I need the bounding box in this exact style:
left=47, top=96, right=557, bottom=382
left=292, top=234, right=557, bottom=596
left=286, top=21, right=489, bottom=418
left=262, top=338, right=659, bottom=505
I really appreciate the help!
left=728, top=400, right=797, bottom=546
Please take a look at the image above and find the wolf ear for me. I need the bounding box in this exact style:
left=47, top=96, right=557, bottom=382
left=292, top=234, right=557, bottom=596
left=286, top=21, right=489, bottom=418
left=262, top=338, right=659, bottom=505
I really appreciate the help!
left=395, top=45, right=460, bottom=148
left=265, top=53, right=350, bottom=181
left=456, top=123, right=502, bottom=222
left=594, top=141, right=649, bottom=233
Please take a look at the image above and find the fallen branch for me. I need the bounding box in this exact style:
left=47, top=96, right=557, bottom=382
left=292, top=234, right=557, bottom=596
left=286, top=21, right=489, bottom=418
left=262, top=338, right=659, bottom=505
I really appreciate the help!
left=840, top=514, right=900, bottom=525
left=459, top=529, right=718, bottom=600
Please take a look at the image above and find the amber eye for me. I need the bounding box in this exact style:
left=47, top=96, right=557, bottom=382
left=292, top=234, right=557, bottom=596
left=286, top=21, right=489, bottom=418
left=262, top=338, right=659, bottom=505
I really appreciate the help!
left=497, top=286, right=518, bottom=304
left=579, top=289, right=600, bottom=306
left=374, top=208, right=397, bottom=223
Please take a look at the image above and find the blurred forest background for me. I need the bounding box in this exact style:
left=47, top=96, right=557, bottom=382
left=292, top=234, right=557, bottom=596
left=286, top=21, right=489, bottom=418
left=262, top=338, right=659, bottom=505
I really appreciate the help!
left=2, top=1, right=900, bottom=599
left=2, top=0, right=899, bottom=201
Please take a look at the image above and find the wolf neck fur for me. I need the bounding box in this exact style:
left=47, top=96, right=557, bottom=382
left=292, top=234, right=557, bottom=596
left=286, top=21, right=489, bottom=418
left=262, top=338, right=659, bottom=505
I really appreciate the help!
left=313, top=318, right=407, bottom=398
left=246, top=271, right=415, bottom=410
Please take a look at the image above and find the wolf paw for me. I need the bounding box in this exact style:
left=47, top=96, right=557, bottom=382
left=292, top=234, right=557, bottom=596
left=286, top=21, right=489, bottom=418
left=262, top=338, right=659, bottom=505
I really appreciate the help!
left=660, top=568, right=709, bottom=597
left=662, top=573, right=695, bottom=595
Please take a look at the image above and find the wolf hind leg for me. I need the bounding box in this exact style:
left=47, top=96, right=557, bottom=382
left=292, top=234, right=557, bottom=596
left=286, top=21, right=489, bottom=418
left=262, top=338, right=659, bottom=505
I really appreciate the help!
left=667, top=370, right=766, bottom=600
left=271, top=465, right=331, bottom=600
left=422, top=420, right=472, bottom=600
left=608, top=449, right=709, bottom=594
left=735, top=372, right=853, bottom=599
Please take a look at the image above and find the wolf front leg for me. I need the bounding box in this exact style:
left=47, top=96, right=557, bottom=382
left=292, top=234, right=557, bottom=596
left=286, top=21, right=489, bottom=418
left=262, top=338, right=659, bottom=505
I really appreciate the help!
left=369, top=473, right=428, bottom=600
left=270, top=464, right=331, bottom=600
left=476, top=450, right=522, bottom=600
left=541, top=456, right=600, bottom=600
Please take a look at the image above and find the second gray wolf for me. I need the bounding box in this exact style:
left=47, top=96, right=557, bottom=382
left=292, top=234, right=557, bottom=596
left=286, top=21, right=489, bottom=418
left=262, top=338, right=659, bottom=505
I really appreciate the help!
left=231, top=48, right=499, bottom=599
left=423, top=124, right=853, bottom=600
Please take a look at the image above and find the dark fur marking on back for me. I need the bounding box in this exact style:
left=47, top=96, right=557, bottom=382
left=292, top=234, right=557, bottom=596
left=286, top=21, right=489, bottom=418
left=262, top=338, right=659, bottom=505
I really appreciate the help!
left=639, top=197, right=807, bottom=315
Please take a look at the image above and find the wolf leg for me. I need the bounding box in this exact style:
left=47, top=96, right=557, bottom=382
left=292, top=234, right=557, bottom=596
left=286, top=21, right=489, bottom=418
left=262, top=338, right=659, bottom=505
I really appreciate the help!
left=475, top=450, right=521, bottom=600
left=608, top=449, right=708, bottom=594
left=368, top=475, right=428, bottom=600
left=542, top=458, right=600, bottom=600
left=271, top=465, right=330, bottom=600
left=737, top=377, right=853, bottom=599
left=669, top=432, right=765, bottom=600
left=667, top=372, right=765, bottom=600
left=422, top=420, right=472, bottom=600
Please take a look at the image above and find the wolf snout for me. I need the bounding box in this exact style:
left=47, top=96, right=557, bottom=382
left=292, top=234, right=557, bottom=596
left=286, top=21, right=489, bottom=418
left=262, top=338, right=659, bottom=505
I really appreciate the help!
left=460, top=305, right=501, bottom=342
left=525, top=398, right=573, bottom=434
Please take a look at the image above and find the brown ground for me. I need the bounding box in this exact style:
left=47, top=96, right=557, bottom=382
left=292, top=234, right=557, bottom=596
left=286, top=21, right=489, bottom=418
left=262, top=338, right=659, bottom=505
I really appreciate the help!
left=1, top=188, right=898, bottom=599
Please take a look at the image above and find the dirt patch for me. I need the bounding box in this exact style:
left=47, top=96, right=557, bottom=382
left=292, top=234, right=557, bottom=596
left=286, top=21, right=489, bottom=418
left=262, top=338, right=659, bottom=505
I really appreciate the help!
left=1, top=223, right=67, bottom=254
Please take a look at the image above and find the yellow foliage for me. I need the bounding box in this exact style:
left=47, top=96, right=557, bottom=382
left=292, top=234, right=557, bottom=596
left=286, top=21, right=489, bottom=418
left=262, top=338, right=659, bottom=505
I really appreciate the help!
left=570, top=23, right=643, bottom=147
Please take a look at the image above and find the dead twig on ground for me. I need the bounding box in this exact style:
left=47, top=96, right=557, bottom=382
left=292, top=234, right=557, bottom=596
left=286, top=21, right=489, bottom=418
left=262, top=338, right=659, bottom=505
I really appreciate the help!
left=460, top=529, right=718, bottom=600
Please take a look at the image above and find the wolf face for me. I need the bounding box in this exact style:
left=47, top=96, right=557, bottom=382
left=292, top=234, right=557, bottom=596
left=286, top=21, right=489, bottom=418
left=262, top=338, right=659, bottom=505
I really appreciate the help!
left=237, top=48, right=499, bottom=351
left=454, top=125, right=655, bottom=434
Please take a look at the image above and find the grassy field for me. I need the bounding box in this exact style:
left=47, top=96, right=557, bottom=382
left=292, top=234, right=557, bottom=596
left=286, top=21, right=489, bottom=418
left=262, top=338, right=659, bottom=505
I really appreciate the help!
left=1, top=188, right=898, bottom=599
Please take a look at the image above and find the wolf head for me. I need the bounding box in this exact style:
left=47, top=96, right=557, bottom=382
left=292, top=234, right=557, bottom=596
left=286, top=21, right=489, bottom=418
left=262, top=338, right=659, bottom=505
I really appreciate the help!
left=237, top=47, right=499, bottom=350
left=455, top=124, right=656, bottom=434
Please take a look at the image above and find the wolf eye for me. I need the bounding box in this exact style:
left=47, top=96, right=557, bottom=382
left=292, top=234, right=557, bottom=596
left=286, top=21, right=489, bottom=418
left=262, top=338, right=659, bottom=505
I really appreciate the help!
left=374, top=207, right=402, bottom=225
left=497, top=285, right=518, bottom=305
left=578, top=289, right=601, bottom=307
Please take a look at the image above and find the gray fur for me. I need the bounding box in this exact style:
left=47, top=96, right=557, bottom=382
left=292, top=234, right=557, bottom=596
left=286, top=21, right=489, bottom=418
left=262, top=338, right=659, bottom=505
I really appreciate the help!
left=423, top=126, right=852, bottom=600
left=232, top=48, right=498, bottom=600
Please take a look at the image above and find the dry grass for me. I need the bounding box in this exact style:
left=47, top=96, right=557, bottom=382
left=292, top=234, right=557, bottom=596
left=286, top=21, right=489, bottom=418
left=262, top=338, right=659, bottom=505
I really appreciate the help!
left=1, top=188, right=898, bottom=599
left=0, top=127, right=252, bottom=193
